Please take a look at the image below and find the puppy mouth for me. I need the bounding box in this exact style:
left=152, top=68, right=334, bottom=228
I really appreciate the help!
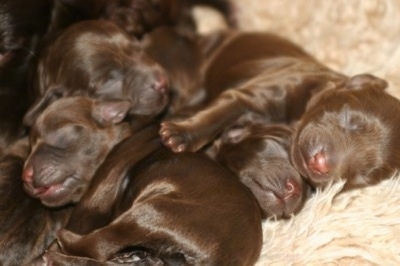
left=24, top=175, right=82, bottom=207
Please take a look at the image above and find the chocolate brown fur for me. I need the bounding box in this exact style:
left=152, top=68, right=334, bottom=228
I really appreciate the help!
left=24, top=20, right=169, bottom=127
left=291, top=74, right=399, bottom=190
left=22, top=96, right=134, bottom=207
left=49, top=140, right=262, bottom=265
left=209, top=123, right=310, bottom=218
left=160, top=31, right=346, bottom=152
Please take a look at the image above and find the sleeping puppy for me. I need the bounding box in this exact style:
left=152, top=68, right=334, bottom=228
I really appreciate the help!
left=291, top=74, right=400, bottom=190
left=0, top=137, right=72, bottom=265
left=22, top=96, right=137, bottom=208
left=24, top=20, right=169, bottom=127
left=208, top=123, right=310, bottom=218
left=40, top=133, right=262, bottom=265
left=159, top=30, right=347, bottom=152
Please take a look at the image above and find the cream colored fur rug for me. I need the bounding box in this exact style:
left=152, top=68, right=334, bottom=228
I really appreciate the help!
left=194, top=1, right=400, bottom=264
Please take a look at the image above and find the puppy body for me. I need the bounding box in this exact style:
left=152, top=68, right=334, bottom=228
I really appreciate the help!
left=291, top=74, right=400, bottom=190
left=50, top=141, right=262, bottom=265
left=160, top=31, right=346, bottom=152
left=208, top=123, right=310, bottom=218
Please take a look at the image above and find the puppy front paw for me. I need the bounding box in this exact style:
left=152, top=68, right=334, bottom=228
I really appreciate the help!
left=160, top=121, right=191, bottom=152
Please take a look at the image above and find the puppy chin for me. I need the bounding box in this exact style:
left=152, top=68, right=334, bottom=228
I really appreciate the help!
left=38, top=182, right=86, bottom=208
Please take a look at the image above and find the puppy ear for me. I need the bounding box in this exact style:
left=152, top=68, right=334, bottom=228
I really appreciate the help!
left=346, top=74, right=388, bottom=91
left=92, top=100, right=131, bottom=126
left=23, top=87, right=64, bottom=127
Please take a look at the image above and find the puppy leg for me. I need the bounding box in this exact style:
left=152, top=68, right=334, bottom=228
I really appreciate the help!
left=58, top=213, right=156, bottom=262
left=160, top=79, right=289, bottom=152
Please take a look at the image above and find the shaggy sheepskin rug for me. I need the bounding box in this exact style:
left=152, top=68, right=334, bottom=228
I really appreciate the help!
left=195, top=0, right=400, bottom=264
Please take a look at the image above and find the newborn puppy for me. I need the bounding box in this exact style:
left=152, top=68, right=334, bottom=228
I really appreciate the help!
left=0, top=138, right=72, bottom=265
left=291, top=74, right=399, bottom=190
left=22, top=96, right=135, bottom=207
left=208, top=123, right=309, bottom=218
left=160, top=31, right=346, bottom=152
left=24, top=20, right=169, bottom=127
left=44, top=138, right=262, bottom=265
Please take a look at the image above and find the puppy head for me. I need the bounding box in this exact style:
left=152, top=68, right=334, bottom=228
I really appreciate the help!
left=22, top=96, right=132, bottom=207
left=212, top=124, right=309, bottom=219
left=292, top=74, right=394, bottom=189
left=24, top=20, right=170, bottom=126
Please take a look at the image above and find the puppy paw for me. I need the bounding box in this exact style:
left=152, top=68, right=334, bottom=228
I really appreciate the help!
left=159, top=121, right=191, bottom=152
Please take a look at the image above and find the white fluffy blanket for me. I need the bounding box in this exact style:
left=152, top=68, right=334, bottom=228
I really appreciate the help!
left=195, top=1, right=400, bottom=264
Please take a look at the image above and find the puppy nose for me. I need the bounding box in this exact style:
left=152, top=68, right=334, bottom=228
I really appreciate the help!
left=22, top=165, right=34, bottom=184
left=284, top=178, right=301, bottom=200
left=308, top=150, right=329, bottom=175
left=152, top=73, right=169, bottom=93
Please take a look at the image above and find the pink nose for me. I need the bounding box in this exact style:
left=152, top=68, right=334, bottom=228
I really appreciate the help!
left=152, top=73, right=169, bottom=93
left=308, top=151, right=329, bottom=175
left=22, top=165, right=34, bottom=184
left=284, top=178, right=301, bottom=200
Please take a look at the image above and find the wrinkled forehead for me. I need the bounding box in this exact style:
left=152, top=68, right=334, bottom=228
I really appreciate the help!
left=306, top=88, right=362, bottom=116
left=33, top=98, right=93, bottom=135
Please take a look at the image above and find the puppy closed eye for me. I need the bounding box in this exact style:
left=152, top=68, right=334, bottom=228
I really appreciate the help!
left=338, top=105, right=368, bottom=132
left=45, top=125, right=87, bottom=149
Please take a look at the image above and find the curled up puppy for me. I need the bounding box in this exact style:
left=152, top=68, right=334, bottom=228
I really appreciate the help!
left=46, top=139, right=262, bottom=265
left=21, top=96, right=263, bottom=265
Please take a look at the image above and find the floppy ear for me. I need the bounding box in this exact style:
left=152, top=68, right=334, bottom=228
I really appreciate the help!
left=23, top=87, right=64, bottom=127
left=92, top=100, right=131, bottom=126
left=345, top=74, right=388, bottom=91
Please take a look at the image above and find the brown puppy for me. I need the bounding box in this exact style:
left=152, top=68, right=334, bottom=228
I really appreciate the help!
left=43, top=137, right=262, bottom=265
left=0, top=138, right=72, bottom=265
left=24, top=20, right=169, bottom=127
left=22, top=96, right=135, bottom=207
left=160, top=31, right=346, bottom=152
left=208, top=123, right=310, bottom=218
left=291, top=74, right=399, bottom=190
